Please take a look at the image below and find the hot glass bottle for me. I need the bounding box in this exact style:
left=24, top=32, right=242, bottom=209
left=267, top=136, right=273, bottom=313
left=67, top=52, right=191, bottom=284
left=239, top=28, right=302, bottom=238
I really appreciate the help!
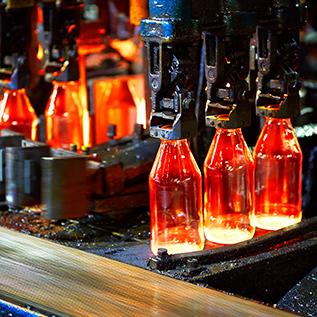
left=0, top=87, right=38, bottom=140
left=45, top=81, right=84, bottom=149
left=149, top=138, right=205, bottom=255
left=204, top=127, right=255, bottom=244
left=94, top=77, right=137, bottom=144
left=253, top=117, right=302, bottom=230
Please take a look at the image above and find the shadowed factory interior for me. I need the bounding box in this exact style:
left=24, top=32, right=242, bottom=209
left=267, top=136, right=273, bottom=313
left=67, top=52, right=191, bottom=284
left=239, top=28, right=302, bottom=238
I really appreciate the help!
left=0, top=0, right=317, bottom=316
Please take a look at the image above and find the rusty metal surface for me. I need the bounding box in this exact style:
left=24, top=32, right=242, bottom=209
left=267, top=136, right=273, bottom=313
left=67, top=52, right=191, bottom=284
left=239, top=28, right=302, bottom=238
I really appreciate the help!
left=188, top=237, right=317, bottom=304
left=277, top=265, right=317, bottom=317
left=148, top=216, right=317, bottom=270
left=148, top=217, right=317, bottom=305
left=0, top=226, right=296, bottom=317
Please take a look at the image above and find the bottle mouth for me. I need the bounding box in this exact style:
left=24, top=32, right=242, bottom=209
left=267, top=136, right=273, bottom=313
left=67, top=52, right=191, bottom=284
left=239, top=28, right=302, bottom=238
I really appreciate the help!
left=217, top=114, right=230, bottom=120
left=161, top=124, right=173, bottom=130
left=266, top=105, right=280, bottom=110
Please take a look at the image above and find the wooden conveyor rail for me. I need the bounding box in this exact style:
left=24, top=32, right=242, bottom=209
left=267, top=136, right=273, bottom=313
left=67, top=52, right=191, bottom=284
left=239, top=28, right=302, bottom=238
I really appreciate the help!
left=0, top=227, right=294, bottom=316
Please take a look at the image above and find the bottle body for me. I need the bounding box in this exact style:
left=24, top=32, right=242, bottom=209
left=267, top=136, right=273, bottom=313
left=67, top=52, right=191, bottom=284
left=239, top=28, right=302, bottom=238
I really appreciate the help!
left=149, top=139, right=204, bottom=255
left=45, top=81, right=84, bottom=149
left=253, top=117, right=302, bottom=230
left=204, top=128, right=255, bottom=244
left=0, top=88, right=38, bottom=140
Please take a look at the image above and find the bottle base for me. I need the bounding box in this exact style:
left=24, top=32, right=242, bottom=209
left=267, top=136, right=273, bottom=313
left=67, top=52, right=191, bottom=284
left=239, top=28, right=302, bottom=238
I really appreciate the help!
left=151, top=226, right=204, bottom=255
left=204, top=214, right=255, bottom=244
left=253, top=214, right=302, bottom=230
left=253, top=204, right=302, bottom=230
left=205, top=227, right=255, bottom=244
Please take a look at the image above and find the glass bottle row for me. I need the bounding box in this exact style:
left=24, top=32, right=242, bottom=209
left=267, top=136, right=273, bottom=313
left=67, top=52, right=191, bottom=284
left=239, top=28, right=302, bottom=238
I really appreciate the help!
left=149, top=117, right=302, bottom=255
left=0, top=81, right=86, bottom=149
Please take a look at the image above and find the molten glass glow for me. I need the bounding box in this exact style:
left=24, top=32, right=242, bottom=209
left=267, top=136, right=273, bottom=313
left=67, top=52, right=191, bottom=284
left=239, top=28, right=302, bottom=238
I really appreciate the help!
left=204, top=127, right=255, bottom=244
left=78, top=54, right=91, bottom=147
left=76, top=22, right=106, bottom=147
left=110, top=39, right=138, bottom=61
left=253, top=117, right=302, bottom=230
left=127, top=75, right=147, bottom=128
left=0, top=88, right=38, bottom=140
left=45, top=81, right=84, bottom=149
left=36, top=43, right=44, bottom=61
left=149, top=138, right=205, bottom=255
left=93, top=77, right=137, bottom=144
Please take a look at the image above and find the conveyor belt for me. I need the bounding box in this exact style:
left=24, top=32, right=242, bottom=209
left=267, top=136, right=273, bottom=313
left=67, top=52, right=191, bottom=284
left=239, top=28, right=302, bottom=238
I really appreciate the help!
left=0, top=227, right=294, bottom=317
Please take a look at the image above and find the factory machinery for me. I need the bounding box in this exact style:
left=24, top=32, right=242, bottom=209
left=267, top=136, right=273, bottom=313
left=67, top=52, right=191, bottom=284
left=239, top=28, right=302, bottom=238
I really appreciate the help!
left=0, top=0, right=317, bottom=316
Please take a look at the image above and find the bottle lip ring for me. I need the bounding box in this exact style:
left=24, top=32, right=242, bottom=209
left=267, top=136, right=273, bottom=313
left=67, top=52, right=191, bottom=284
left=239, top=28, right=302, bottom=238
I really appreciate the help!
left=217, top=114, right=230, bottom=120
left=161, top=124, right=173, bottom=130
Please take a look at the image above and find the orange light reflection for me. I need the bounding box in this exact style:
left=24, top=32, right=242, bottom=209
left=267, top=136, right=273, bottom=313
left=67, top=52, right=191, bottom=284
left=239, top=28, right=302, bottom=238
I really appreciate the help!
left=151, top=227, right=205, bottom=255
left=110, top=39, right=138, bottom=61
left=36, top=43, right=44, bottom=61
left=127, top=75, right=146, bottom=128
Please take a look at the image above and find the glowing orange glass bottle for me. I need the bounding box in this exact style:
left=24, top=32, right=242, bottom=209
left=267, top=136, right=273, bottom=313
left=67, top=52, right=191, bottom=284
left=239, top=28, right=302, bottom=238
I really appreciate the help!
left=149, top=138, right=205, bottom=255
left=45, top=81, right=84, bottom=149
left=204, top=127, right=255, bottom=244
left=253, top=117, right=302, bottom=230
left=0, top=87, right=38, bottom=140
left=94, top=77, right=137, bottom=144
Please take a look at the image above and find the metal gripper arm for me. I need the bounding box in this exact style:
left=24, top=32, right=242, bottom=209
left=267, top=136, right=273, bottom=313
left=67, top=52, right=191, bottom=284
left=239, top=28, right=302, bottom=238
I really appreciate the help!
left=202, top=0, right=256, bottom=130
left=255, top=0, right=307, bottom=119
left=141, top=0, right=200, bottom=140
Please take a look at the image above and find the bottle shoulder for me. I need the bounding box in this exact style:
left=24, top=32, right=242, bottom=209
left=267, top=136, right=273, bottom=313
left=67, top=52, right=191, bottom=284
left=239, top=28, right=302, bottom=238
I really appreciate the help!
left=254, top=118, right=302, bottom=156
left=204, top=131, right=253, bottom=169
left=253, top=131, right=302, bottom=157
left=149, top=141, right=202, bottom=182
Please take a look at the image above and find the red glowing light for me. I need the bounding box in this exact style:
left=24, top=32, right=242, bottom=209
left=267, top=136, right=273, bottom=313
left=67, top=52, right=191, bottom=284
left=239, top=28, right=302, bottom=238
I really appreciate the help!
left=149, top=138, right=205, bottom=255
left=253, top=117, right=302, bottom=230
left=0, top=88, right=38, bottom=140
left=110, top=39, right=138, bottom=61
left=37, top=6, right=43, bottom=24
left=67, top=24, right=76, bottom=34
left=204, top=127, right=255, bottom=244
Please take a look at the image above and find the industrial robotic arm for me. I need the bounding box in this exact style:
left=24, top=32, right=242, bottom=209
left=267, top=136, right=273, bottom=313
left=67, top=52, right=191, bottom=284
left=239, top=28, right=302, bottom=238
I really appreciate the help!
left=0, top=0, right=84, bottom=90
left=141, top=0, right=200, bottom=140
left=141, top=0, right=306, bottom=140
left=255, top=0, right=306, bottom=119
